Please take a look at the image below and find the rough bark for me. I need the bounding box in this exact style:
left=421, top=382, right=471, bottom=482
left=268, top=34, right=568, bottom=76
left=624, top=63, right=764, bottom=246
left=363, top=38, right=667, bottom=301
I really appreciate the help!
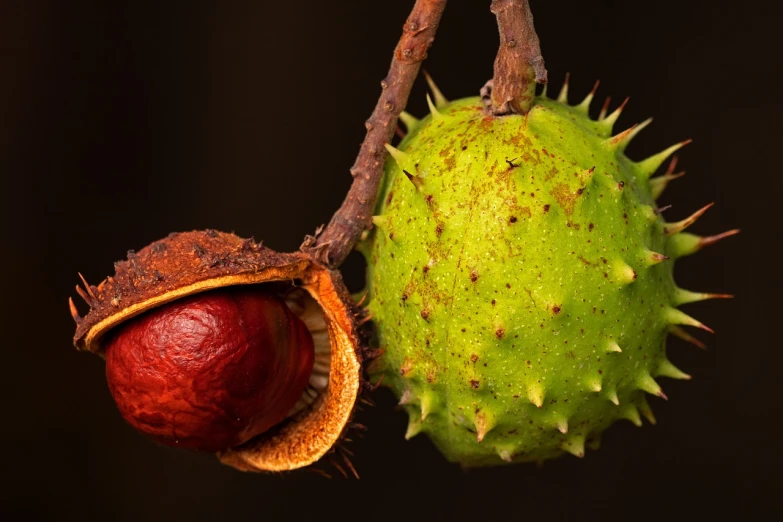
left=487, top=0, right=547, bottom=115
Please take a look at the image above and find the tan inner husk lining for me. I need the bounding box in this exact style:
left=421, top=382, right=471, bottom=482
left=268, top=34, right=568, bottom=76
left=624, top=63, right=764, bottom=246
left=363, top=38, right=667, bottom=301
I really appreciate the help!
left=284, top=287, right=331, bottom=418
left=218, top=271, right=360, bottom=471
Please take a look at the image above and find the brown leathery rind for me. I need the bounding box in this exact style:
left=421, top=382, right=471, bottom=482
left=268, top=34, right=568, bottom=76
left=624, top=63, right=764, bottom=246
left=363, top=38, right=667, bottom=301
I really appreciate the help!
left=71, top=229, right=362, bottom=472
left=73, top=230, right=306, bottom=351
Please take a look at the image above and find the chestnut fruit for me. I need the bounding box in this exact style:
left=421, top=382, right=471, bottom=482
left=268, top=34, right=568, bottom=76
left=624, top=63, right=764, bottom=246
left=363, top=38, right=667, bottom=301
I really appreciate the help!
left=104, top=286, right=315, bottom=452
left=71, top=230, right=361, bottom=472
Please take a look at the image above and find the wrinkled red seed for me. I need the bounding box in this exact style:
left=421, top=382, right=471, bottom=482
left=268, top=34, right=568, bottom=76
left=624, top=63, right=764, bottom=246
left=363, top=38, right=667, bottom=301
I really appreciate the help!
left=104, top=286, right=315, bottom=452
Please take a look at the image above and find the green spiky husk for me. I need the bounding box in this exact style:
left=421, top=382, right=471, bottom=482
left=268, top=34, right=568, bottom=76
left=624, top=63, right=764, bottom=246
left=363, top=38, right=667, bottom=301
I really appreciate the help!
left=361, top=92, right=704, bottom=466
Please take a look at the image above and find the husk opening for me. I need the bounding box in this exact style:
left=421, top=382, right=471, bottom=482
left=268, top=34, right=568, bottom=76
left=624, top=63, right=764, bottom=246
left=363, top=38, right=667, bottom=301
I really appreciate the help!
left=72, top=230, right=361, bottom=471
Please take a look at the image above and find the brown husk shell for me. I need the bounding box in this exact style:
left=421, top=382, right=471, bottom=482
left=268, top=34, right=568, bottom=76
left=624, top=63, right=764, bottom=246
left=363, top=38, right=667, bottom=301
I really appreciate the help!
left=71, top=230, right=362, bottom=472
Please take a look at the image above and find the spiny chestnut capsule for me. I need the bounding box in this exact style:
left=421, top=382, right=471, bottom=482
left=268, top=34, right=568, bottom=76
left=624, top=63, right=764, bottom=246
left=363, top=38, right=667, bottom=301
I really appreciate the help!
left=71, top=231, right=362, bottom=472
left=104, top=286, right=315, bottom=452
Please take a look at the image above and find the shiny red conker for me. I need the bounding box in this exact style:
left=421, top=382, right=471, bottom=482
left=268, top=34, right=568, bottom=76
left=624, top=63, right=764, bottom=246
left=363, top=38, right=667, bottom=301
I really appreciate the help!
left=104, top=285, right=315, bottom=452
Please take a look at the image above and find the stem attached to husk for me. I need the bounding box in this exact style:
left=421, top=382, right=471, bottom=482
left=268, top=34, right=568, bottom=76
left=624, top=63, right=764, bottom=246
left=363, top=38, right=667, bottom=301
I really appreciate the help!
left=487, top=0, right=547, bottom=116
left=303, top=0, right=448, bottom=269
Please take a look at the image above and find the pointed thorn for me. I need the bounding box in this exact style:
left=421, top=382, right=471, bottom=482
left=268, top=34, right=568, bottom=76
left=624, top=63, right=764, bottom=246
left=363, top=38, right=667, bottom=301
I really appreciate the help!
left=330, top=458, right=348, bottom=479
left=637, top=139, right=692, bottom=179
left=78, top=273, right=97, bottom=300
left=699, top=229, right=741, bottom=249
left=498, top=449, right=513, bottom=463
left=666, top=227, right=741, bottom=258
left=613, top=261, right=637, bottom=284
left=474, top=412, right=496, bottom=443
left=606, top=123, right=638, bottom=149
left=655, top=205, right=673, bottom=215
left=577, top=80, right=600, bottom=112
left=607, top=341, right=623, bottom=353
left=398, top=389, right=414, bottom=406
left=75, top=284, right=92, bottom=305
left=68, top=297, right=81, bottom=323
left=669, top=325, right=708, bottom=350
left=557, top=72, right=570, bottom=103
left=371, top=215, right=389, bottom=229
left=638, top=373, right=668, bottom=400
left=618, top=117, right=653, bottom=151
left=581, top=165, right=596, bottom=183
left=405, top=418, right=422, bottom=440
left=588, top=379, right=602, bottom=393
left=425, top=93, right=442, bottom=118
left=527, top=383, right=545, bottom=408
left=664, top=203, right=714, bottom=235
left=657, top=359, right=692, bottom=380
left=578, top=166, right=597, bottom=187
left=650, top=171, right=686, bottom=199
left=309, top=467, right=333, bottom=480
left=422, top=70, right=448, bottom=109
left=384, top=143, right=411, bottom=167
left=561, top=435, right=585, bottom=458
left=598, top=96, right=612, bottom=121
left=607, top=389, right=620, bottom=406
left=648, top=251, right=669, bottom=265
left=674, top=288, right=734, bottom=306
left=652, top=251, right=672, bottom=264
left=602, top=96, right=629, bottom=129
left=398, top=111, right=419, bottom=131
left=403, top=170, right=423, bottom=190
left=622, top=405, right=643, bottom=427
left=339, top=450, right=360, bottom=479
left=666, top=307, right=714, bottom=334
left=556, top=418, right=569, bottom=434
left=665, top=155, right=680, bottom=175
left=638, top=396, right=657, bottom=425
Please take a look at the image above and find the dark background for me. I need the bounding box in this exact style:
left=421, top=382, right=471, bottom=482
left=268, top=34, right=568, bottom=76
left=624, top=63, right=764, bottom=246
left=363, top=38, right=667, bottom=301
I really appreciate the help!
left=2, top=1, right=780, bottom=520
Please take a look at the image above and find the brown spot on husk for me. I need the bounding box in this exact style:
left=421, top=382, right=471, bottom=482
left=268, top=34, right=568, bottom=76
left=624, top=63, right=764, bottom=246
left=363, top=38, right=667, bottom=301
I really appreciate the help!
left=549, top=184, right=578, bottom=215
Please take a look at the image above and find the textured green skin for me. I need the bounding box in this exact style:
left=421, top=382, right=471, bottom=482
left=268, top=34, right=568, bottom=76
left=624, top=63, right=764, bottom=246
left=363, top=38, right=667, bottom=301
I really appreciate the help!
left=363, top=94, right=691, bottom=466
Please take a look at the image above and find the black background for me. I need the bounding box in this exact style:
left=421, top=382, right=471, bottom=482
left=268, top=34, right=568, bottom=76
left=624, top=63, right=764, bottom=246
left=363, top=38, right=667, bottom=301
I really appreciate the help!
left=2, top=1, right=781, bottom=521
